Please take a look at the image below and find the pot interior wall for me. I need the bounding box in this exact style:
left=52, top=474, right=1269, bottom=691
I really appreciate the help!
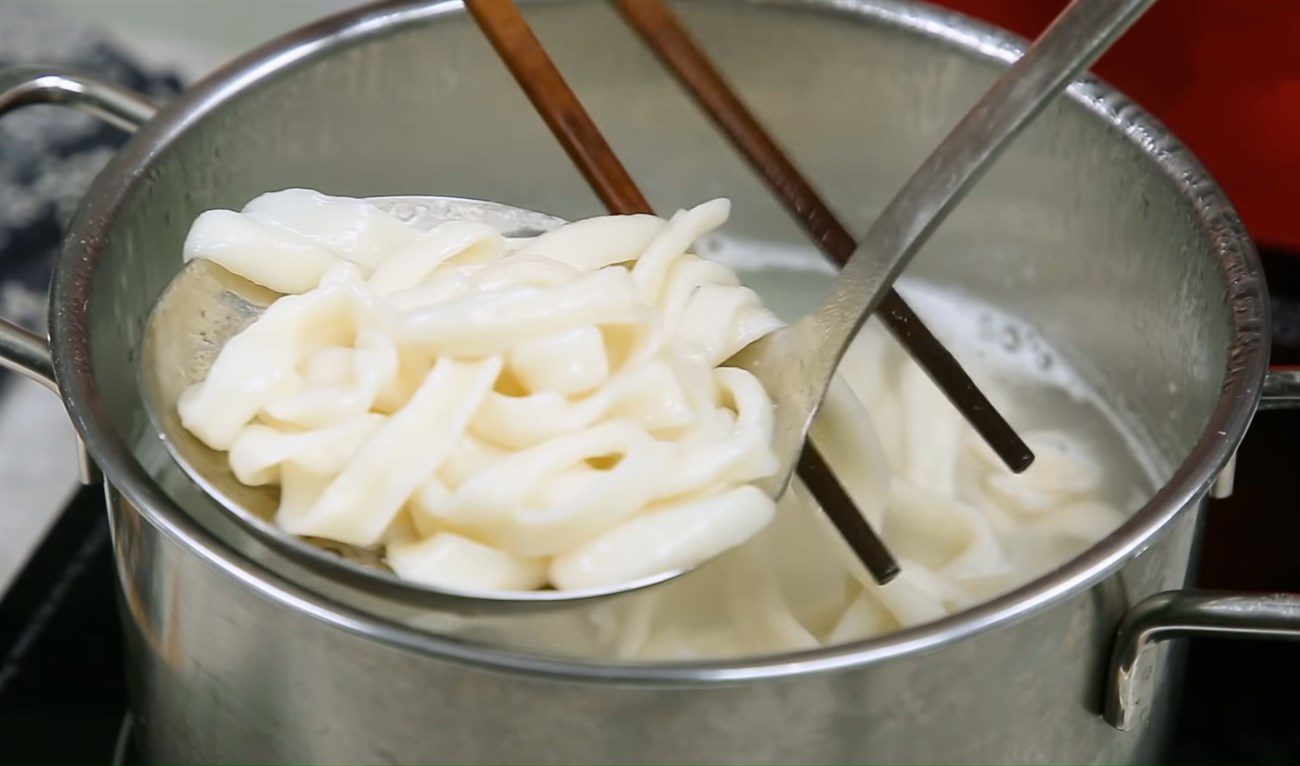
left=88, top=1, right=1226, bottom=554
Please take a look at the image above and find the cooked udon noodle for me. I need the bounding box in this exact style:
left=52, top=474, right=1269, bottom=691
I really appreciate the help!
left=179, top=190, right=784, bottom=591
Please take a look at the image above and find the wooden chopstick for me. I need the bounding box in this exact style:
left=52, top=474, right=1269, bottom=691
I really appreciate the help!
left=464, top=0, right=900, bottom=585
left=467, top=0, right=651, bottom=216
left=615, top=0, right=1034, bottom=475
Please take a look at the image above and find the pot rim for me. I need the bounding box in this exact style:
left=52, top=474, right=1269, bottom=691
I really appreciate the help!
left=50, top=0, right=1269, bottom=684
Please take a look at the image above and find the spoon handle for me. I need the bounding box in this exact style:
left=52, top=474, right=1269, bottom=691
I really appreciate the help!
left=814, top=0, right=1155, bottom=368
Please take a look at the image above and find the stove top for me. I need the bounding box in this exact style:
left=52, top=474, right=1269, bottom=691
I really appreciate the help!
left=0, top=487, right=133, bottom=763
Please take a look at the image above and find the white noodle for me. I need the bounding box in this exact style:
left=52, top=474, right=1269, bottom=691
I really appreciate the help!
left=179, top=190, right=783, bottom=591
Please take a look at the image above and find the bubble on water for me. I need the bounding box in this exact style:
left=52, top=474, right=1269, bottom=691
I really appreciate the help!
left=697, top=234, right=724, bottom=256
left=999, top=325, right=1022, bottom=352
left=702, top=234, right=836, bottom=274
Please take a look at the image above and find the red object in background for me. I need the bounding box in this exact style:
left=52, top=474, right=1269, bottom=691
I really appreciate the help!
left=936, top=0, right=1300, bottom=253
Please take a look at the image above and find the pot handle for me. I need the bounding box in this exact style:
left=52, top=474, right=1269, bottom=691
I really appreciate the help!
left=0, top=67, right=158, bottom=483
left=1104, top=590, right=1300, bottom=730
left=1259, top=365, right=1299, bottom=410
left=1105, top=369, right=1300, bottom=730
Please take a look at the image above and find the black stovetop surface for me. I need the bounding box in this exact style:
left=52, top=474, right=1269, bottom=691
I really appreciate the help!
left=0, top=487, right=131, bottom=763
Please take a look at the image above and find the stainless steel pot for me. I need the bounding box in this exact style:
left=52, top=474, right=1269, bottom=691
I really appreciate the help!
left=2, top=1, right=1298, bottom=762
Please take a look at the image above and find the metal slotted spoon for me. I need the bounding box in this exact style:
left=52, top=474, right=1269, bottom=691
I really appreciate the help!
left=140, top=197, right=692, bottom=611
left=141, top=0, right=1152, bottom=609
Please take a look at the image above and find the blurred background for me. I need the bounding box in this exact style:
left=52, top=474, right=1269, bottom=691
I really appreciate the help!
left=947, top=0, right=1300, bottom=254
left=20, top=0, right=366, bottom=78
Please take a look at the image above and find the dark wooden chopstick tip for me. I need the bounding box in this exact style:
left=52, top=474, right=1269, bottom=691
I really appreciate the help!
left=797, top=443, right=900, bottom=586
left=877, top=291, right=1035, bottom=474
left=1007, top=445, right=1036, bottom=474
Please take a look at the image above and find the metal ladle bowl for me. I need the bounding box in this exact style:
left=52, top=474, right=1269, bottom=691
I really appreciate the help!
left=141, top=195, right=687, bottom=610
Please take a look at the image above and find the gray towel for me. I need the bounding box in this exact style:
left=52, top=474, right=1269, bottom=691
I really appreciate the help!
left=0, top=4, right=181, bottom=349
